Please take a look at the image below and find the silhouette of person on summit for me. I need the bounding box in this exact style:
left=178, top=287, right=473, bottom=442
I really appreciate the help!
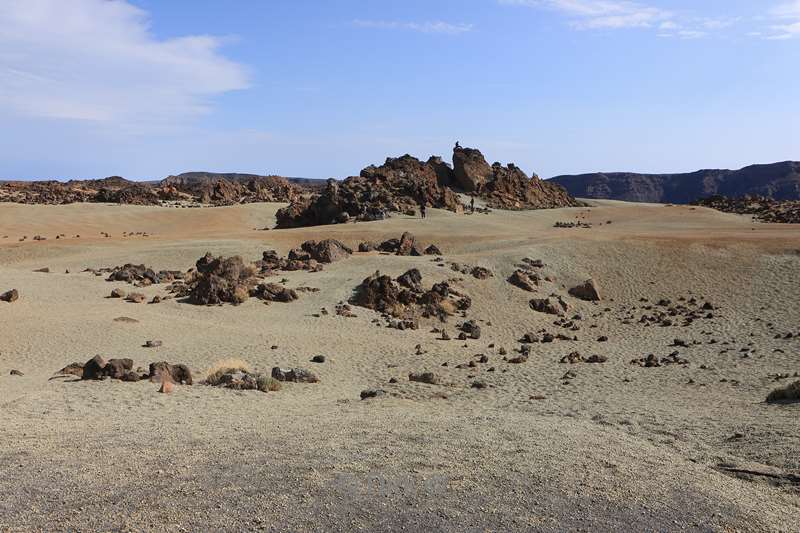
left=455, top=141, right=461, bottom=149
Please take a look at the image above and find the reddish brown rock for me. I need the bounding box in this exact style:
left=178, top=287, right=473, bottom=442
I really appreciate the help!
left=569, top=279, right=601, bottom=301
left=148, top=361, right=193, bottom=385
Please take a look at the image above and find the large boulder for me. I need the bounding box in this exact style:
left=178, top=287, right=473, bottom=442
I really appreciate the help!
left=104, top=358, right=134, bottom=379
left=453, top=147, right=493, bottom=192
left=300, top=239, right=352, bottom=263
left=568, top=279, right=601, bottom=301
left=397, top=232, right=417, bottom=256
left=82, top=355, right=107, bottom=380
left=148, top=361, right=193, bottom=385
left=188, top=253, right=257, bottom=305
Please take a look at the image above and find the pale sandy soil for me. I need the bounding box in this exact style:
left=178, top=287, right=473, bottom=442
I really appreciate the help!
left=0, top=200, right=799, bottom=532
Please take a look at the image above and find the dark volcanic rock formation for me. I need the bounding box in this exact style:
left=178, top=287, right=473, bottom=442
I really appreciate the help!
left=276, top=156, right=463, bottom=228
left=1, top=172, right=301, bottom=206
left=694, top=196, right=800, bottom=224
left=276, top=146, right=580, bottom=228
left=551, top=161, right=800, bottom=204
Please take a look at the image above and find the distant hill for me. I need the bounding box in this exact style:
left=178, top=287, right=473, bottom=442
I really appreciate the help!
left=550, top=161, right=800, bottom=203
left=161, top=172, right=327, bottom=189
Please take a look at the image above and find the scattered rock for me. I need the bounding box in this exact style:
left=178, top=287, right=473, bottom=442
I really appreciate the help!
left=126, top=292, right=146, bottom=303
left=144, top=340, right=163, bottom=348
left=0, top=289, right=19, bottom=303
left=360, top=389, right=386, bottom=400
left=254, top=283, right=299, bottom=303
left=508, top=270, right=539, bottom=292
left=409, top=372, right=439, bottom=385
left=110, top=288, right=126, bottom=298
left=271, top=367, right=319, bottom=383
left=529, top=296, right=568, bottom=316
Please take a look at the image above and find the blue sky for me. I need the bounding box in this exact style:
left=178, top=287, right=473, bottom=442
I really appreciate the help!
left=0, top=0, right=798, bottom=181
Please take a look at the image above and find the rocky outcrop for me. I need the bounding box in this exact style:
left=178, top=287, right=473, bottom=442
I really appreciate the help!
left=276, top=155, right=463, bottom=228
left=276, top=147, right=580, bottom=227
left=187, top=253, right=258, bottom=305
left=350, top=270, right=471, bottom=322
left=694, top=196, right=800, bottom=224
left=1, top=173, right=301, bottom=206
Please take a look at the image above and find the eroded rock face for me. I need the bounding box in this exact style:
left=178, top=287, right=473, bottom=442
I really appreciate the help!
left=453, top=147, right=493, bottom=192
left=453, top=147, right=582, bottom=210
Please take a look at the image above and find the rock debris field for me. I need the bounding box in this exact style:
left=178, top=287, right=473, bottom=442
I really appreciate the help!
left=0, top=198, right=799, bottom=531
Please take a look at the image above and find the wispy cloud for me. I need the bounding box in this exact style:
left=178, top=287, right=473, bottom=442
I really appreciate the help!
left=763, top=1, right=800, bottom=39
left=499, top=0, right=756, bottom=39
left=352, top=19, right=473, bottom=35
left=0, top=0, right=248, bottom=127
left=498, top=0, right=672, bottom=29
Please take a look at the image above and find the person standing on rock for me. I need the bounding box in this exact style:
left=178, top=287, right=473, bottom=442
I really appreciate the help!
left=420, top=200, right=427, bottom=219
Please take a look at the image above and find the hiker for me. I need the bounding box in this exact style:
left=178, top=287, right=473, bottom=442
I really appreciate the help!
left=420, top=201, right=427, bottom=219
left=455, top=141, right=461, bottom=149
left=470, top=196, right=475, bottom=213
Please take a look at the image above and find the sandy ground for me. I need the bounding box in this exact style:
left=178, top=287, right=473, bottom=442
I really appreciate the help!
left=0, top=200, right=799, bottom=532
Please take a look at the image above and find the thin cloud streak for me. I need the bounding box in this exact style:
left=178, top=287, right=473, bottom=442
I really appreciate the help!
left=352, top=19, right=474, bottom=35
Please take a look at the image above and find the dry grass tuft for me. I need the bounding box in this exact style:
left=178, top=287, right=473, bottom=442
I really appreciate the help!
left=205, top=358, right=251, bottom=385
left=256, top=375, right=282, bottom=392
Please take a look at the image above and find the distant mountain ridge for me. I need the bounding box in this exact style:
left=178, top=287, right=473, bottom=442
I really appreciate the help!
left=550, top=161, right=800, bottom=203
left=162, top=172, right=328, bottom=189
